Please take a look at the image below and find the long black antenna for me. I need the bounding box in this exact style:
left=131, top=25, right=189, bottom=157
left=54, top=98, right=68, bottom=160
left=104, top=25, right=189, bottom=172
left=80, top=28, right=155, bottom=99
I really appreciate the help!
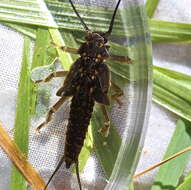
left=105, top=0, right=121, bottom=36
left=43, top=155, right=65, bottom=190
left=68, top=0, right=90, bottom=32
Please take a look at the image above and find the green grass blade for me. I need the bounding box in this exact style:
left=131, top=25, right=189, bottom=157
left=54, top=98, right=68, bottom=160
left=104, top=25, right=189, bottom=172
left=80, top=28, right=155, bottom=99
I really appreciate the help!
left=46, top=1, right=191, bottom=43
left=45, top=0, right=123, bottom=36
left=30, top=27, right=56, bottom=115
left=2, top=22, right=37, bottom=39
left=3, top=0, right=191, bottom=43
left=153, top=84, right=191, bottom=122
left=32, top=28, right=54, bottom=69
left=49, top=29, right=72, bottom=71
left=150, top=19, right=191, bottom=43
left=154, top=66, right=191, bottom=103
left=151, top=119, right=191, bottom=190
left=146, top=0, right=160, bottom=18
left=176, top=171, right=191, bottom=190
left=45, top=0, right=144, bottom=37
left=153, top=66, right=191, bottom=121
left=10, top=37, right=32, bottom=190
left=0, top=0, right=57, bottom=28
left=129, top=183, right=134, bottom=190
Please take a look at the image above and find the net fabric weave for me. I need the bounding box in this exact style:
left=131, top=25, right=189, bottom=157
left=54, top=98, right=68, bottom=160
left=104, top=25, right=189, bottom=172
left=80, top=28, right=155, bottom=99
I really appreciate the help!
left=0, top=24, right=23, bottom=189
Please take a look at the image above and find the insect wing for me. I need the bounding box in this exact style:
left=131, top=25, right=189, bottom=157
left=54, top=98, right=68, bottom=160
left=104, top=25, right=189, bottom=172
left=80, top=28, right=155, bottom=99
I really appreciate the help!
left=94, top=88, right=110, bottom=106
left=97, top=63, right=110, bottom=93
left=56, top=60, right=80, bottom=96
left=94, top=63, right=110, bottom=105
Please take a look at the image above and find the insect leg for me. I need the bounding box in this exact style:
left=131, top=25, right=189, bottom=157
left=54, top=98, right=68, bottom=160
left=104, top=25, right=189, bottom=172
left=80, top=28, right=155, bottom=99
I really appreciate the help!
left=111, top=81, right=124, bottom=106
left=35, top=71, right=68, bottom=83
left=50, top=41, right=79, bottom=54
left=109, top=55, right=133, bottom=64
left=98, top=105, right=110, bottom=137
left=36, top=96, right=68, bottom=133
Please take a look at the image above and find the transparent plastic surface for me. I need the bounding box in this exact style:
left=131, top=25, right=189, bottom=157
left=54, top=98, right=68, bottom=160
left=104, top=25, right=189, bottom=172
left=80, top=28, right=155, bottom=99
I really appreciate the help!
left=105, top=1, right=152, bottom=190
left=0, top=0, right=152, bottom=190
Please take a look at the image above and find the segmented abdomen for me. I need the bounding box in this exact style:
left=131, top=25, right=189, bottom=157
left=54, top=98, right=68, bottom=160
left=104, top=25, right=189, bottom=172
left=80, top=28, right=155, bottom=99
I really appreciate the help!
left=64, top=87, right=94, bottom=169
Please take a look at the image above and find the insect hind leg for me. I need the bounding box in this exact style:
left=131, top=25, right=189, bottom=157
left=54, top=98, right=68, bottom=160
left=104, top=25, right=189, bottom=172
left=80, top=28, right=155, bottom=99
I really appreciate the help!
left=98, top=105, right=110, bottom=137
left=36, top=96, right=68, bottom=133
left=109, top=55, right=133, bottom=64
left=98, top=82, right=124, bottom=137
left=35, top=71, right=68, bottom=83
left=111, top=81, right=124, bottom=106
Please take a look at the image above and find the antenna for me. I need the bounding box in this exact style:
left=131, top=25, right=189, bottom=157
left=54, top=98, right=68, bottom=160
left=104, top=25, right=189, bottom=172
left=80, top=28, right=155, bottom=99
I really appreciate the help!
left=68, top=0, right=90, bottom=32
left=105, top=0, right=121, bottom=36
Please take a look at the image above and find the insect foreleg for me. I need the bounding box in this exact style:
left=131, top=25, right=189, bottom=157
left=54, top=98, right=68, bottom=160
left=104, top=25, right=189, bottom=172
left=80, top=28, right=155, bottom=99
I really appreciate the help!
left=109, top=55, right=133, bottom=64
left=51, top=42, right=133, bottom=65
left=98, top=105, right=110, bottom=137
left=36, top=96, right=68, bottom=133
left=50, top=41, right=79, bottom=54
left=35, top=71, right=68, bottom=83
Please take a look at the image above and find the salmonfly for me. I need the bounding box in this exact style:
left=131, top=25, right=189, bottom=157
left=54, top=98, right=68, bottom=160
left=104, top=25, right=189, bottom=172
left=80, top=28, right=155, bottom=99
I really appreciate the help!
left=35, top=0, right=132, bottom=189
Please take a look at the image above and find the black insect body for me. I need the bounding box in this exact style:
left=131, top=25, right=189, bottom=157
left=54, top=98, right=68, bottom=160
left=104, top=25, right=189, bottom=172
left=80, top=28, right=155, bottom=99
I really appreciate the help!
left=42, top=32, right=111, bottom=190
left=64, top=42, right=110, bottom=169
left=34, top=0, right=131, bottom=189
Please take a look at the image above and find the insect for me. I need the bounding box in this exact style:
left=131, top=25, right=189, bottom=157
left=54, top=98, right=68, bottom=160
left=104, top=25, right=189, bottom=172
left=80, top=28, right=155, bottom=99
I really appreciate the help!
left=35, top=0, right=132, bottom=189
